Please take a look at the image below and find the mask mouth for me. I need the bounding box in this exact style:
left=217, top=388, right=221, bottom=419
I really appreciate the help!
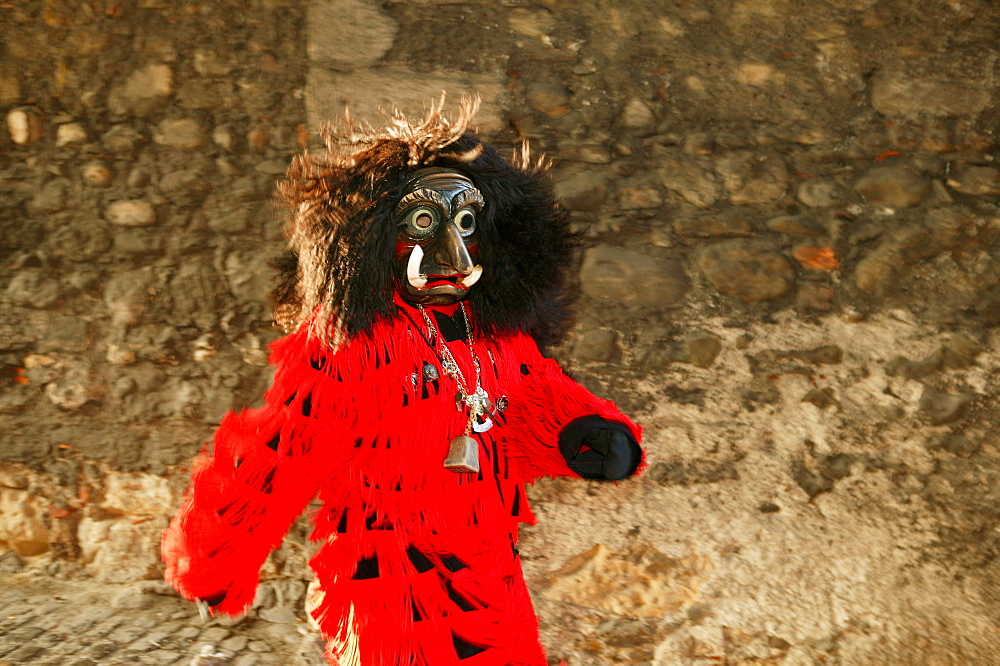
left=406, top=244, right=482, bottom=290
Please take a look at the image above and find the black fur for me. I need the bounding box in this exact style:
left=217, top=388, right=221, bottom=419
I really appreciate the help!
left=274, top=110, right=578, bottom=350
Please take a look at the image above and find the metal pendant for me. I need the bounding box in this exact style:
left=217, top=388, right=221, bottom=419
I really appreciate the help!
left=422, top=362, right=439, bottom=382
left=472, top=416, right=493, bottom=433
left=444, top=435, right=480, bottom=474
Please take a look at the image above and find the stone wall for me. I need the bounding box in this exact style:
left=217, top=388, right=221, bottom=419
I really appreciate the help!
left=2, top=0, right=1000, bottom=663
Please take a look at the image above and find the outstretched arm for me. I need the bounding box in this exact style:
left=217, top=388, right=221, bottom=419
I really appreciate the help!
left=498, top=334, right=644, bottom=483
left=162, top=330, right=331, bottom=616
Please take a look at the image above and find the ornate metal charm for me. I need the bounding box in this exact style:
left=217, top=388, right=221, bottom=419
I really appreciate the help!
left=444, top=435, right=480, bottom=473
left=463, top=386, right=494, bottom=432
left=472, top=415, right=493, bottom=433
left=422, top=362, right=439, bottom=382
left=465, top=386, right=490, bottom=412
left=495, top=395, right=508, bottom=412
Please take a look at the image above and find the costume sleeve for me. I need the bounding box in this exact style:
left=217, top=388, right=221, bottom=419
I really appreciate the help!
left=162, top=330, right=334, bottom=616
left=499, top=334, right=644, bottom=482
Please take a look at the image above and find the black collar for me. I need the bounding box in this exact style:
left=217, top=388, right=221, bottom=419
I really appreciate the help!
left=397, top=304, right=469, bottom=347
left=431, top=309, right=468, bottom=342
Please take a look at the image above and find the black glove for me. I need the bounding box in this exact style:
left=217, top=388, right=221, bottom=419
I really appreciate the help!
left=559, top=415, right=641, bottom=481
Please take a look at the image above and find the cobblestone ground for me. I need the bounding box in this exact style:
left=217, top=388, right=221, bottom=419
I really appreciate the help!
left=0, top=573, right=325, bottom=666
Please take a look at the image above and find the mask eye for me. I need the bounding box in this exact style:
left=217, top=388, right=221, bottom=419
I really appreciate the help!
left=403, top=207, right=438, bottom=237
left=455, top=210, right=476, bottom=236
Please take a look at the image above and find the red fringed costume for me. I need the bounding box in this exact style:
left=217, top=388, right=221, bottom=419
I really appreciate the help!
left=163, top=98, right=644, bottom=665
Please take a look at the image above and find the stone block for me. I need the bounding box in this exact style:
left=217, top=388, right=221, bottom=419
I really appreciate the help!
left=45, top=363, right=100, bottom=411
left=102, top=472, right=176, bottom=517
left=553, top=168, right=609, bottom=212
left=716, top=151, right=789, bottom=205
left=104, top=268, right=155, bottom=327
left=6, top=107, right=44, bottom=145
left=854, top=166, right=930, bottom=208
left=154, top=118, right=205, bottom=150
left=539, top=543, right=713, bottom=617
left=947, top=165, right=1000, bottom=196
left=108, top=64, right=173, bottom=115
left=698, top=242, right=795, bottom=302
left=660, top=154, right=721, bottom=208
left=619, top=99, right=654, bottom=128
left=573, top=328, right=621, bottom=364
left=871, top=66, right=991, bottom=118
left=79, top=517, right=167, bottom=583
left=580, top=246, right=689, bottom=308
left=0, top=489, right=50, bottom=556
left=106, top=200, right=156, bottom=227
left=306, top=67, right=506, bottom=135
left=225, top=248, right=276, bottom=304
left=308, top=0, right=398, bottom=69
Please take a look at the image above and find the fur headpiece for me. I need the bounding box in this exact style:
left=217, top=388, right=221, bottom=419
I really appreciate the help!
left=273, top=96, right=577, bottom=350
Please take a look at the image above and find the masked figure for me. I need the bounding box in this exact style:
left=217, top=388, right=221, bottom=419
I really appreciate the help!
left=162, top=98, right=644, bottom=666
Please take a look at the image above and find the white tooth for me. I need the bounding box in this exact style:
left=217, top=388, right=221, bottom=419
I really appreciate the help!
left=407, top=245, right=427, bottom=288
left=461, top=265, right=482, bottom=288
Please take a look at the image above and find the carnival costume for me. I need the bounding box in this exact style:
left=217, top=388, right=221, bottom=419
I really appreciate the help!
left=162, top=99, right=644, bottom=666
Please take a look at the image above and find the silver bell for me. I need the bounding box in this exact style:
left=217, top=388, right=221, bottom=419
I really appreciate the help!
left=444, top=435, right=480, bottom=474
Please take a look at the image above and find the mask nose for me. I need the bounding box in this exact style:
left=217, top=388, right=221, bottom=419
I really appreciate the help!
left=425, top=222, right=475, bottom=275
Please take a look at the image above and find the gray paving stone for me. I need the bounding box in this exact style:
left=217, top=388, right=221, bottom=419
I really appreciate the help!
left=30, top=631, right=63, bottom=649
left=4, top=642, right=46, bottom=662
left=4, top=623, right=45, bottom=643
left=156, top=620, right=184, bottom=634
left=133, top=615, right=159, bottom=629
left=60, top=616, right=95, bottom=634
left=31, top=603, right=64, bottom=617
left=106, top=623, right=147, bottom=643
left=85, top=616, right=125, bottom=637
left=221, top=634, right=249, bottom=651
left=109, top=649, right=148, bottom=663
left=247, top=639, right=273, bottom=653
left=73, top=607, right=116, bottom=626
left=127, top=629, right=171, bottom=651
left=79, top=639, right=119, bottom=660
left=177, top=625, right=201, bottom=639
left=0, top=603, right=34, bottom=617
left=200, top=626, right=231, bottom=643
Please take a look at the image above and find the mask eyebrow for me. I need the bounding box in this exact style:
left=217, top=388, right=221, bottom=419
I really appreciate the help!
left=451, top=188, right=485, bottom=213
left=394, top=188, right=449, bottom=218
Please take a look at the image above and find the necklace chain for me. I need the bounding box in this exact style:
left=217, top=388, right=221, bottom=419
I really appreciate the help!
left=415, top=303, right=493, bottom=472
left=418, top=302, right=479, bottom=394
left=417, top=303, right=492, bottom=434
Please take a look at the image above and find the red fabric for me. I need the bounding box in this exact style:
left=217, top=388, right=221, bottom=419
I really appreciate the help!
left=163, top=299, right=642, bottom=665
